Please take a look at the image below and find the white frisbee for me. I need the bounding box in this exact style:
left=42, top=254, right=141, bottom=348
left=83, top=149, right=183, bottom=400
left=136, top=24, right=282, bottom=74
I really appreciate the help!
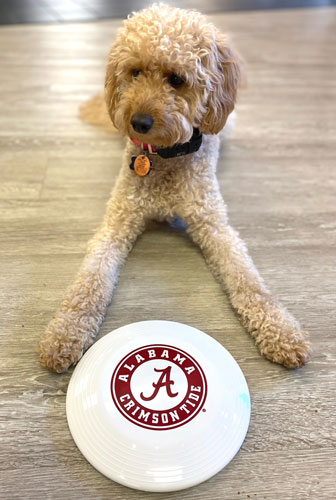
left=66, top=321, right=250, bottom=492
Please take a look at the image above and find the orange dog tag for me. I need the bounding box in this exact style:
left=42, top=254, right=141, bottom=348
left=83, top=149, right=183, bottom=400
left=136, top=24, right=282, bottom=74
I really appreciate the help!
left=134, top=155, right=152, bottom=176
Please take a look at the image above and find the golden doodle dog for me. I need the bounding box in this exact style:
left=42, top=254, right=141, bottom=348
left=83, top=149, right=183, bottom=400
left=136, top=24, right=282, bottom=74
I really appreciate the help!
left=39, top=3, right=311, bottom=372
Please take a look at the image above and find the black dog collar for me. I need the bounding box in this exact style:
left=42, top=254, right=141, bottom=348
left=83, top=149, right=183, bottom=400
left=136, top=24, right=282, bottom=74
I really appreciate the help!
left=130, top=128, right=202, bottom=159
left=156, top=128, right=202, bottom=159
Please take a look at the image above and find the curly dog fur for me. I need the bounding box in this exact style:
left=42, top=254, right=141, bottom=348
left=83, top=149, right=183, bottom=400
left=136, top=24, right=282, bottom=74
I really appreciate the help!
left=39, top=3, right=311, bottom=373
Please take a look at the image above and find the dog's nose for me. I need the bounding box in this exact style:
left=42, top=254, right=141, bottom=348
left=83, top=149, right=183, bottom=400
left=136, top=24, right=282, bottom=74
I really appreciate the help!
left=131, top=113, right=154, bottom=134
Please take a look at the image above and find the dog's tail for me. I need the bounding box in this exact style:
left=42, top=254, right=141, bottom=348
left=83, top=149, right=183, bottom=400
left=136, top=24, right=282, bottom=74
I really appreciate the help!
left=79, top=94, right=117, bottom=133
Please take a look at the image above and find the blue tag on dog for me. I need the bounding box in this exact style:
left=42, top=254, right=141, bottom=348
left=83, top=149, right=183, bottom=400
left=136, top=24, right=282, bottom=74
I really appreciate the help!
left=129, top=156, right=137, bottom=170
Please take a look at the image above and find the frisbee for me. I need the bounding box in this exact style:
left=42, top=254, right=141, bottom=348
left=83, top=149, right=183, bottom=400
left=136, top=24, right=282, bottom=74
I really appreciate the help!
left=66, top=321, right=250, bottom=492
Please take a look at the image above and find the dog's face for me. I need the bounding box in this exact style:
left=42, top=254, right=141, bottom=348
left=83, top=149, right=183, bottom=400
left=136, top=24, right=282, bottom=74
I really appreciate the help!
left=105, top=4, right=241, bottom=147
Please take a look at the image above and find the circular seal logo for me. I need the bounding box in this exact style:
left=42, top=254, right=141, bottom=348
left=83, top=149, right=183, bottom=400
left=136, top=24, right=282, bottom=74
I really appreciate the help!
left=111, top=344, right=207, bottom=430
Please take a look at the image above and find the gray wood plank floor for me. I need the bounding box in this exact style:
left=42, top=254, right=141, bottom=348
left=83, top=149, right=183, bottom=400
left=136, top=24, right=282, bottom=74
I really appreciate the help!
left=1, top=6, right=336, bottom=500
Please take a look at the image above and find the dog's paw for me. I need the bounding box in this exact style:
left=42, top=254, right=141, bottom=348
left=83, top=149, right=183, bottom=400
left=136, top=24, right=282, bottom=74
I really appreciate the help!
left=38, top=315, right=85, bottom=373
left=258, top=328, right=312, bottom=369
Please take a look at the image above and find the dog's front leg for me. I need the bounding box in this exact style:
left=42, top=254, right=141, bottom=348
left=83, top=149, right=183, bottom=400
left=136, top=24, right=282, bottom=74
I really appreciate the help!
left=39, top=186, right=146, bottom=373
left=182, top=195, right=311, bottom=368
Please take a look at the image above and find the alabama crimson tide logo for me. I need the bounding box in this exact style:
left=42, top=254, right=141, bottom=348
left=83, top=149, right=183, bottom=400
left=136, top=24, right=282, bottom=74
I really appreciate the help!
left=111, top=344, right=207, bottom=430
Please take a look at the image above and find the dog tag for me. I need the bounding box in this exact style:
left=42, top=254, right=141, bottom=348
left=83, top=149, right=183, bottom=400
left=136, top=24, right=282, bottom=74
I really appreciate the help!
left=132, top=154, right=151, bottom=176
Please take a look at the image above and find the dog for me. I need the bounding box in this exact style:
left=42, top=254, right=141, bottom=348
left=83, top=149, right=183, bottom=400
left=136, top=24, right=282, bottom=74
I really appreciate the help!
left=39, top=3, right=311, bottom=373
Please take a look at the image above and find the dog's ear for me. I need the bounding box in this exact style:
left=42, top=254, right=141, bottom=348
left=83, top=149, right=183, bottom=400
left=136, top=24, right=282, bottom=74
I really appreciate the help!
left=200, top=34, right=242, bottom=135
left=104, top=48, right=119, bottom=127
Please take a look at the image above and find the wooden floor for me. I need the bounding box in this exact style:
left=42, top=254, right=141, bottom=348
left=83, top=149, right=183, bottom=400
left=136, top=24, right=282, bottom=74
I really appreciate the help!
left=1, top=6, right=336, bottom=500
left=0, top=0, right=332, bottom=24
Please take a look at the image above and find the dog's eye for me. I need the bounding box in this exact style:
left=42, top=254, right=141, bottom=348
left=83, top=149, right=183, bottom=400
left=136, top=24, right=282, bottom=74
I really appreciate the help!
left=132, top=69, right=142, bottom=78
left=169, top=74, right=184, bottom=88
